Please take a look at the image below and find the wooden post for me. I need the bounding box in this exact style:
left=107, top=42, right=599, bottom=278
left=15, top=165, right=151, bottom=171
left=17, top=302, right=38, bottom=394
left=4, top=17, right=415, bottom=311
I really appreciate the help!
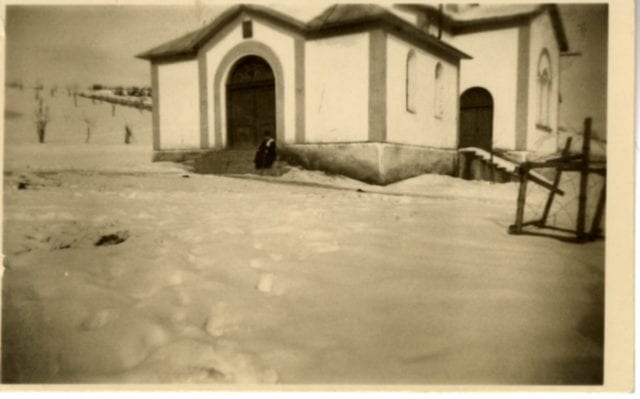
left=511, top=166, right=529, bottom=234
left=589, top=180, right=606, bottom=240
left=539, top=137, right=572, bottom=227
left=576, top=118, right=591, bottom=242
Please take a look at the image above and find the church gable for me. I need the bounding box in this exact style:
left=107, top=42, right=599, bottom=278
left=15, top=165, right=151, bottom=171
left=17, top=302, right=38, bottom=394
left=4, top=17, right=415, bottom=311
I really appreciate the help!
left=136, top=4, right=306, bottom=61
left=201, top=17, right=296, bottom=148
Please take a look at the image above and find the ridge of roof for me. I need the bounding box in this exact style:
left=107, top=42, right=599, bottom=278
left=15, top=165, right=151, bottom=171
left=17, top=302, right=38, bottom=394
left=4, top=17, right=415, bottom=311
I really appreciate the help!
left=307, top=3, right=388, bottom=29
left=395, top=3, right=569, bottom=52
left=306, top=4, right=471, bottom=61
left=137, top=3, right=471, bottom=62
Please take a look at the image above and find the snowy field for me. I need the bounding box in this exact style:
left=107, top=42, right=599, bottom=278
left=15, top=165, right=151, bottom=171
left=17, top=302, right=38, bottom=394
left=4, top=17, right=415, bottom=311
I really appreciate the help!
left=2, top=88, right=604, bottom=385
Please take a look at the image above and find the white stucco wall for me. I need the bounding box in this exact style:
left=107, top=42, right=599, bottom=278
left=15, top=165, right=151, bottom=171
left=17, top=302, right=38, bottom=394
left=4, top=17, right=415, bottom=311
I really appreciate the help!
left=200, top=15, right=297, bottom=147
left=447, top=27, right=520, bottom=150
left=156, top=60, right=200, bottom=149
left=385, top=34, right=458, bottom=148
left=304, top=33, right=370, bottom=143
left=527, top=11, right=561, bottom=154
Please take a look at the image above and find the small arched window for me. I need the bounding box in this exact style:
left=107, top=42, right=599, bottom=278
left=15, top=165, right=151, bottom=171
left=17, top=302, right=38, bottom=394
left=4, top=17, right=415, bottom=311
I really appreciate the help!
left=537, top=49, right=552, bottom=127
left=434, top=62, right=444, bottom=118
left=406, top=50, right=417, bottom=113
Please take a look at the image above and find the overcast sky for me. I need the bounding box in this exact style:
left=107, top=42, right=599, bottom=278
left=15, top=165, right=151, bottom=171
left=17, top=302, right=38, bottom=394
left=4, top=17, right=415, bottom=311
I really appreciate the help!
left=5, top=3, right=607, bottom=137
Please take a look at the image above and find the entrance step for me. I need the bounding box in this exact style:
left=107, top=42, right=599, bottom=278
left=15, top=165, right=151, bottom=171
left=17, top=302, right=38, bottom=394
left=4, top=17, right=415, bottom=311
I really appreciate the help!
left=457, top=147, right=554, bottom=185
left=193, top=150, right=255, bottom=174
left=192, top=150, right=289, bottom=176
left=457, top=147, right=518, bottom=183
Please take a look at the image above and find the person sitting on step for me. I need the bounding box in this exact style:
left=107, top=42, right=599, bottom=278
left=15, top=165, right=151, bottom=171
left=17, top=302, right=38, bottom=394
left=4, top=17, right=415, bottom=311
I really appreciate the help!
left=254, top=132, right=277, bottom=175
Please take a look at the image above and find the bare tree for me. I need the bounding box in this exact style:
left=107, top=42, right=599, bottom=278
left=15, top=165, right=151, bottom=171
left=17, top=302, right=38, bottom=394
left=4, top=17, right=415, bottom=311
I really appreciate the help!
left=124, top=123, right=133, bottom=144
left=34, top=79, right=44, bottom=100
left=34, top=99, right=50, bottom=143
left=67, top=84, right=80, bottom=106
left=136, top=97, right=145, bottom=113
left=82, top=115, right=96, bottom=143
left=7, top=80, right=23, bottom=90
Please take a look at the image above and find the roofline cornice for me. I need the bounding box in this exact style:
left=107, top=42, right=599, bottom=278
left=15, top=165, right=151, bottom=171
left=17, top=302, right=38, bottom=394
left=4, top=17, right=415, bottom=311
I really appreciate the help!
left=137, top=4, right=306, bottom=61
left=137, top=3, right=471, bottom=63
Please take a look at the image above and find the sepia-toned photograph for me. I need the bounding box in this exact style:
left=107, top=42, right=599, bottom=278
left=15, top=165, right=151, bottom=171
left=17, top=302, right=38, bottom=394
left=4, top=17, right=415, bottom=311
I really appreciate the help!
left=0, top=0, right=632, bottom=391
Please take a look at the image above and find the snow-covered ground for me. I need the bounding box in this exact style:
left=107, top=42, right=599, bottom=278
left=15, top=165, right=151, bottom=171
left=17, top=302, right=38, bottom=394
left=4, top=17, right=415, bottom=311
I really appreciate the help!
left=2, top=88, right=604, bottom=385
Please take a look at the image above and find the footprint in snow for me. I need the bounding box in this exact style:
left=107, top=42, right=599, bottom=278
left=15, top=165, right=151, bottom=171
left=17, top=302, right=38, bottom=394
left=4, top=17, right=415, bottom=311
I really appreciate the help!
left=256, top=273, right=284, bottom=296
left=174, top=289, right=191, bottom=306
left=167, top=308, right=185, bottom=323
left=256, top=273, right=274, bottom=294
left=167, top=271, right=183, bottom=286
left=205, top=302, right=236, bottom=337
left=80, top=308, right=117, bottom=330
left=205, top=315, right=226, bottom=337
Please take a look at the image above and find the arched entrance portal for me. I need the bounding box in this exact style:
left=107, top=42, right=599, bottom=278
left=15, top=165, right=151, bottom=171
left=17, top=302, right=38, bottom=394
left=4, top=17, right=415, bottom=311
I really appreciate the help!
left=226, top=55, right=276, bottom=149
left=459, top=87, right=494, bottom=151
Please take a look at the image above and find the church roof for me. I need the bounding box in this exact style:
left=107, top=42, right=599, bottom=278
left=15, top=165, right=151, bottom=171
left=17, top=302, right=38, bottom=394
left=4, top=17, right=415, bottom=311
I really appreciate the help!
left=396, top=3, right=569, bottom=52
left=137, top=4, right=306, bottom=61
left=137, top=3, right=471, bottom=62
left=306, top=4, right=471, bottom=61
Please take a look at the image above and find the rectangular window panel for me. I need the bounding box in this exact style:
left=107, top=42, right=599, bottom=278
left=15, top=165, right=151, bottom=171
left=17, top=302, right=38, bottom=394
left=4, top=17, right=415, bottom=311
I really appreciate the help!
left=434, top=63, right=444, bottom=119
left=406, top=51, right=416, bottom=113
left=242, top=20, right=253, bottom=38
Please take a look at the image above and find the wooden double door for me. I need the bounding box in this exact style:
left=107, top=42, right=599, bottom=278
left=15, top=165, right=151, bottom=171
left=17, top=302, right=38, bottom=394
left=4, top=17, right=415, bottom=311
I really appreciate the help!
left=227, top=56, right=276, bottom=149
left=459, top=87, right=494, bottom=151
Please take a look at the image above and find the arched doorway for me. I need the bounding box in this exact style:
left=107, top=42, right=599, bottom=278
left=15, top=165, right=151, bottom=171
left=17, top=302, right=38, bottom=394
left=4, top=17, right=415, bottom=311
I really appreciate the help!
left=459, top=87, right=493, bottom=151
left=226, top=55, right=276, bottom=149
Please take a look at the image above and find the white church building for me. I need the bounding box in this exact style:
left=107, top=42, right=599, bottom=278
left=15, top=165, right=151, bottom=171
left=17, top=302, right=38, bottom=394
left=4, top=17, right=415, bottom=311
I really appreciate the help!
left=137, top=3, right=568, bottom=184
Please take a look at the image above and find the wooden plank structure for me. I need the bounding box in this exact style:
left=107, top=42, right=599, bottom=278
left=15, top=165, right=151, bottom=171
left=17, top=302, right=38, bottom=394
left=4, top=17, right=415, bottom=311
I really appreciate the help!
left=508, top=117, right=606, bottom=242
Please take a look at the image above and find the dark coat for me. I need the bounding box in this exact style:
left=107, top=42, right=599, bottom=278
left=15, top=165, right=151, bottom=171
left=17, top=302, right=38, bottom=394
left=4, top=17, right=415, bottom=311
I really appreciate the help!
left=254, top=137, right=276, bottom=169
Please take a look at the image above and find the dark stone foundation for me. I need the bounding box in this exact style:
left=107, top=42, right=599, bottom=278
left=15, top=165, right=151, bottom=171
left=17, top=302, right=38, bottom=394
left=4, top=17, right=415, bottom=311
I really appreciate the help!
left=152, top=149, right=212, bottom=163
left=153, top=143, right=459, bottom=185
left=279, top=142, right=458, bottom=185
